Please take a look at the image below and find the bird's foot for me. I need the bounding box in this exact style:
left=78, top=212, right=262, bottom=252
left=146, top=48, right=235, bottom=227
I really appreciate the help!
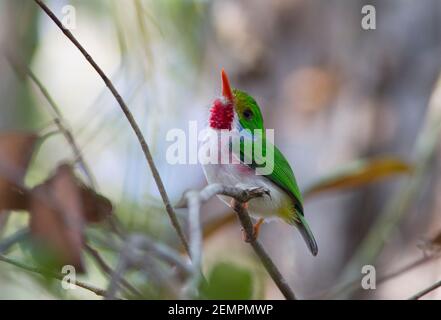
left=248, top=187, right=271, bottom=200
left=253, top=218, right=265, bottom=239
left=241, top=218, right=264, bottom=243
left=230, top=198, right=248, bottom=209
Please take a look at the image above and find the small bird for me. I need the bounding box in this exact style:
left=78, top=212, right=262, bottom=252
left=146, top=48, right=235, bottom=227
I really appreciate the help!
left=202, top=69, right=318, bottom=256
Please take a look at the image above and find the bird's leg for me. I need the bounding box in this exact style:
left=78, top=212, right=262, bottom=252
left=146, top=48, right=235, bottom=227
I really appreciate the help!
left=241, top=218, right=264, bottom=242
left=253, top=218, right=265, bottom=239
left=230, top=199, right=263, bottom=242
left=231, top=199, right=254, bottom=242
left=230, top=198, right=248, bottom=209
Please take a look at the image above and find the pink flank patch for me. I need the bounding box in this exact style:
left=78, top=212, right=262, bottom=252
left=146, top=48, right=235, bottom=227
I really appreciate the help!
left=236, top=162, right=254, bottom=174
left=209, top=98, right=234, bottom=130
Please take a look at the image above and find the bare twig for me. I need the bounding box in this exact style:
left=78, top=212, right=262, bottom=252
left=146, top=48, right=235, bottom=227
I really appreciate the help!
left=84, top=244, right=142, bottom=297
left=90, top=233, right=192, bottom=276
left=0, top=254, right=108, bottom=298
left=7, top=53, right=128, bottom=240
left=128, top=235, right=192, bottom=274
left=33, top=0, right=190, bottom=255
left=179, top=183, right=296, bottom=300
left=231, top=200, right=296, bottom=300
left=136, top=254, right=181, bottom=299
left=104, top=234, right=192, bottom=299
left=6, top=54, right=96, bottom=189
left=0, top=228, right=29, bottom=254
left=321, top=253, right=440, bottom=299
left=176, top=184, right=271, bottom=209
left=184, top=191, right=203, bottom=296
left=105, top=247, right=130, bottom=300
left=0, top=230, right=141, bottom=298
left=378, top=254, right=439, bottom=285
left=409, top=279, right=441, bottom=300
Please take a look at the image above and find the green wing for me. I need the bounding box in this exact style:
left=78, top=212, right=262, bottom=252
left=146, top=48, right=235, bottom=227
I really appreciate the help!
left=269, top=145, right=304, bottom=213
left=233, top=134, right=304, bottom=214
left=233, top=131, right=318, bottom=255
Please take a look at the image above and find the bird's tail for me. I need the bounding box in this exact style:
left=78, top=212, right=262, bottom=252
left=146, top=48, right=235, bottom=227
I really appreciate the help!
left=297, top=214, right=318, bottom=256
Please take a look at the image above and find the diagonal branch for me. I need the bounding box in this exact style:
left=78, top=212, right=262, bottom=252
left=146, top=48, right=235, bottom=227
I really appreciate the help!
left=33, top=0, right=189, bottom=255
left=178, top=183, right=296, bottom=300
left=0, top=254, right=108, bottom=298
left=321, top=253, right=441, bottom=299
left=84, top=244, right=142, bottom=298
left=7, top=54, right=96, bottom=189
left=409, top=279, right=441, bottom=300
left=231, top=199, right=296, bottom=300
left=183, top=190, right=204, bottom=297
left=102, top=234, right=192, bottom=299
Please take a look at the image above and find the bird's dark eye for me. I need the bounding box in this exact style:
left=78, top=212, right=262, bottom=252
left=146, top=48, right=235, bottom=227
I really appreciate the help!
left=243, top=109, right=253, bottom=119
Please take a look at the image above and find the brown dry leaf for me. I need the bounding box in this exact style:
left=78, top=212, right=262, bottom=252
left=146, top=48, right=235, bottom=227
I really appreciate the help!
left=80, top=185, right=113, bottom=223
left=29, top=164, right=86, bottom=271
left=304, top=156, right=413, bottom=198
left=28, top=164, right=113, bottom=271
left=0, top=132, right=38, bottom=211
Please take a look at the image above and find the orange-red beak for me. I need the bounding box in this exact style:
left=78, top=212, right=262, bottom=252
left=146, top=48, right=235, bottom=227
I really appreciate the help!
left=221, top=68, right=234, bottom=102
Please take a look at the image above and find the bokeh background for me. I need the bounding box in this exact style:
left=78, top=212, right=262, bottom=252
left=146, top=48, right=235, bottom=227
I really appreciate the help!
left=1, top=0, right=441, bottom=299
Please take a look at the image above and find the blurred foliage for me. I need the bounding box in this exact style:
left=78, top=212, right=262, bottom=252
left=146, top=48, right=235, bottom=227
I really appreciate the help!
left=200, top=262, right=254, bottom=300
left=150, top=0, right=210, bottom=68
left=1, top=1, right=40, bottom=130
left=304, top=157, right=413, bottom=198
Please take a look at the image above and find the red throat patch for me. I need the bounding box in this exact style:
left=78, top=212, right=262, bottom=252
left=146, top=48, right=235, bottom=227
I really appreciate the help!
left=209, top=98, right=234, bottom=130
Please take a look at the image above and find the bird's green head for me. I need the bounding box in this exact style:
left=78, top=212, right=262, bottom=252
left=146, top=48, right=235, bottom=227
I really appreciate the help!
left=209, top=69, right=264, bottom=132
left=232, top=89, right=264, bottom=132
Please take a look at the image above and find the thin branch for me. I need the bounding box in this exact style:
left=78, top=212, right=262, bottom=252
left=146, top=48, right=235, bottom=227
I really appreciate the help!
left=0, top=228, right=29, bottom=254
left=321, top=253, right=440, bottom=299
left=176, top=184, right=271, bottom=209
left=185, top=190, right=203, bottom=296
left=409, top=279, right=441, bottom=300
left=6, top=54, right=96, bottom=189
left=135, top=253, right=181, bottom=299
left=9, top=15, right=129, bottom=241
left=129, top=235, right=192, bottom=274
left=104, top=234, right=192, bottom=299
left=231, top=199, right=296, bottom=300
left=0, top=254, right=108, bottom=298
left=377, top=254, right=439, bottom=285
left=179, top=183, right=296, bottom=300
left=0, top=230, right=138, bottom=297
left=7, top=53, right=129, bottom=241
left=105, top=247, right=130, bottom=300
left=84, top=244, right=142, bottom=297
left=90, top=233, right=192, bottom=277
left=33, top=0, right=190, bottom=255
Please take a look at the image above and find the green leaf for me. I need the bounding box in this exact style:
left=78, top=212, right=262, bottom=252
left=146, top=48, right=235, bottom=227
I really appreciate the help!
left=304, top=156, right=413, bottom=198
left=200, top=262, right=253, bottom=300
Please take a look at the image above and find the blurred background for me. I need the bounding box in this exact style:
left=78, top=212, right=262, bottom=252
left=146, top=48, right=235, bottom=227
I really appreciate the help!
left=1, top=0, right=441, bottom=299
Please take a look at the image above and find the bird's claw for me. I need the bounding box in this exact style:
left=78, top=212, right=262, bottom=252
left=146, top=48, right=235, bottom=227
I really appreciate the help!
left=230, top=198, right=248, bottom=209
left=248, top=187, right=271, bottom=200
